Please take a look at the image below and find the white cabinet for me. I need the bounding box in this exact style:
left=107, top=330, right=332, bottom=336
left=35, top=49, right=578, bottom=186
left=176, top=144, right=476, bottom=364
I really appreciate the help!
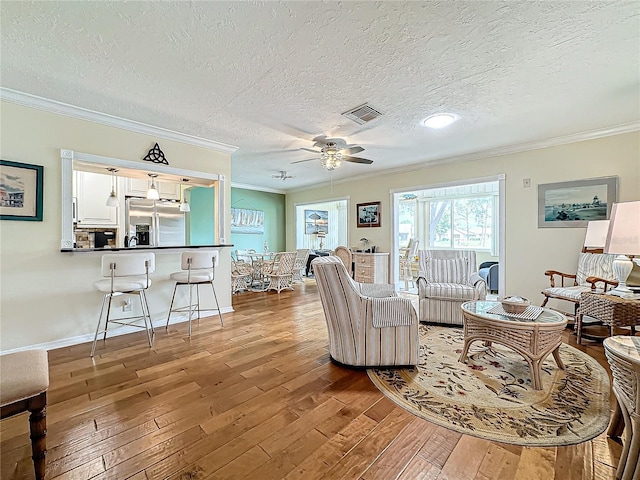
left=125, top=178, right=180, bottom=200
left=75, top=171, right=118, bottom=226
left=352, top=253, right=389, bottom=284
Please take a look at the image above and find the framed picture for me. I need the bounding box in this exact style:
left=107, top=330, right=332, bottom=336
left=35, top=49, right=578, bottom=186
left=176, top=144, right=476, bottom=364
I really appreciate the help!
left=538, top=176, right=617, bottom=228
left=0, top=160, right=44, bottom=221
left=304, top=209, right=328, bottom=234
left=357, top=201, right=381, bottom=228
left=231, top=208, right=264, bottom=234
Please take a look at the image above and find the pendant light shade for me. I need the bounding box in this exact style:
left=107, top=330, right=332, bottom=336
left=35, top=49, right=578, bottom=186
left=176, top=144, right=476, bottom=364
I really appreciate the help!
left=105, top=168, right=120, bottom=207
left=146, top=174, right=160, bottom=200
left=179, top=178, right=190, bottom=212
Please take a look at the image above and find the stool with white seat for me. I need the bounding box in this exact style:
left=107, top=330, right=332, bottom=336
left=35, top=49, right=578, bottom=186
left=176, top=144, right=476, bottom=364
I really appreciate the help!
left=0, top=349, right=49, bottom=480
left=165, top=251, right=223, bottom=336
left=92, top=252, right=155, bottom=357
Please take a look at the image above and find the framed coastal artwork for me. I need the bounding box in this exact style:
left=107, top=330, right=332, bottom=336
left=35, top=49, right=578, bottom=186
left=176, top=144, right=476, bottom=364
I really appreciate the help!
left=0, top=160, right=44, bottom=221
left=231, top=208, right=264, bottom=234
left=537, top=176, right=617, bottom=228
left=305, top=209, right=328, bottom=234
left=357, top=201, right=381, bottom=228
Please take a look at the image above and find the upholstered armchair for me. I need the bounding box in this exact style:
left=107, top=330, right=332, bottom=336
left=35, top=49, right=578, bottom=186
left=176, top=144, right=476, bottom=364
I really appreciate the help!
left=541, top=252, right=617, bottom=320
left=417, top=249, right=486, bottom=326
left=312, top=256, right=419, bottom=367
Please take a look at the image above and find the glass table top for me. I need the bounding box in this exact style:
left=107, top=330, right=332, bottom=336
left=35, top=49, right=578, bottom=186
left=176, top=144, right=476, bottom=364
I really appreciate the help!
left=461, top=300, right=567, bottom=325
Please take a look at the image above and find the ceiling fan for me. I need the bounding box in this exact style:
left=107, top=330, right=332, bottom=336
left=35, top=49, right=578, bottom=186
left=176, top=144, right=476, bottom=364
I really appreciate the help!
left=272, top=170, right=295, bottom=181
left=291, top=138, right=373, bottom=171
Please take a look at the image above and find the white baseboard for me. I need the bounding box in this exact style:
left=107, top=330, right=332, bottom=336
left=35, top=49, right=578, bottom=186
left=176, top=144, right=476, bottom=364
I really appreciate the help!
left=0, top=306, right=234, bottom=355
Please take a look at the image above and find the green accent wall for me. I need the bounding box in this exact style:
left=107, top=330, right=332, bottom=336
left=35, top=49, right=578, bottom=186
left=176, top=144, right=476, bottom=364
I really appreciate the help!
left=188, top=187, right=215, bottom=245
left=231, top=187, right=285, bottom=253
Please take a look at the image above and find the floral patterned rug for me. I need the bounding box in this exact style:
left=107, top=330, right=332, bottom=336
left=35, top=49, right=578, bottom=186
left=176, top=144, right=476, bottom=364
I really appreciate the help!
left=367, top=325, right=611, bottom=446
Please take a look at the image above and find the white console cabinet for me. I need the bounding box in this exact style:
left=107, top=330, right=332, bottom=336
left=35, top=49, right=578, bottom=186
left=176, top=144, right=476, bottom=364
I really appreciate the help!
left=352, top=252, right=389, bottom=284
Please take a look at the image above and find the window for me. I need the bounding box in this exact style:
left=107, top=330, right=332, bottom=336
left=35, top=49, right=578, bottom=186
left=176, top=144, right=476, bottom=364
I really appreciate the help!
left=428, top=196, right=494, bottom=250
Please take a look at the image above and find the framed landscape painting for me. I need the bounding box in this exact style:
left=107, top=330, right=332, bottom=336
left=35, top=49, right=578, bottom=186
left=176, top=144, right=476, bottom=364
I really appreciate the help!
left=537, top=176, right=617, bottom=228
left=0, top=160, right=44, bottom=221
left=305, top=209, right=328, bottom=234
left=357, top=201, right=381, bottom=228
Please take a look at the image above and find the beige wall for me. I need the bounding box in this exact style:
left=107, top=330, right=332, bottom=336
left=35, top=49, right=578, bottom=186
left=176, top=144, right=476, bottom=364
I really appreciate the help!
left=0, top=101, right=233, bottom=352
left=286, top=131, right=640, bottom=307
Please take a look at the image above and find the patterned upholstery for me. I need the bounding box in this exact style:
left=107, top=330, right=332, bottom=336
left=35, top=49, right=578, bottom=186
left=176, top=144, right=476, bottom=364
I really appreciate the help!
left=417, top=249, right=486, bottom=326
left=312, top=256, right=419, bottom=367
left=541, top=253, right=617, bottom=318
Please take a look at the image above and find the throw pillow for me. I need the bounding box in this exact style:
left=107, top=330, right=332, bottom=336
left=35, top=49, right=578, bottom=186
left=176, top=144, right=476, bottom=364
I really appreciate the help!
left=426, top=257, right=468, bottom=284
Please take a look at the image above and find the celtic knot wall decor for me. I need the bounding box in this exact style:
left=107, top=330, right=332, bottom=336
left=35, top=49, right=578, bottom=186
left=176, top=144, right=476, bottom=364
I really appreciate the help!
left=143, top=143, right=169, bottom=165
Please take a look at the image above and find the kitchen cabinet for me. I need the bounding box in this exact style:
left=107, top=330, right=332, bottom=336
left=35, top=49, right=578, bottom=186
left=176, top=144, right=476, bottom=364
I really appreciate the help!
left=125, top=178, right=180, bottom=200
left=75, top=171, right=118, bottom=226
left=352, top=252, right=389, bottom=284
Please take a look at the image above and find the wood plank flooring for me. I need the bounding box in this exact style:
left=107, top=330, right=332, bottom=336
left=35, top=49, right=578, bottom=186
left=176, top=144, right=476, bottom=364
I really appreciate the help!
left=0, top=279, right=625, bottom=479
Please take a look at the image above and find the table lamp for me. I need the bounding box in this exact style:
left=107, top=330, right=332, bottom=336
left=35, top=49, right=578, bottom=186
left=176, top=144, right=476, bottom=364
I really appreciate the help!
left=604, top=201, right=640, bottom=298
left=583, top=220, right=610, bottom=252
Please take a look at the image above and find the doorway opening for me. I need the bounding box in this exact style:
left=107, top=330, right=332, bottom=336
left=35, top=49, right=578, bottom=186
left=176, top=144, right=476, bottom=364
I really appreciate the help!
left=295, top=198, right=348, bottom=252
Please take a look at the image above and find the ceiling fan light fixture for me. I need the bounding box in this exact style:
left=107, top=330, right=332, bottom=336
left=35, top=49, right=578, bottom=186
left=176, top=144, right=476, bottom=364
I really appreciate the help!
left=423, top=113, right=457, bottom=129
left=321, top=151, right=342, bottom=171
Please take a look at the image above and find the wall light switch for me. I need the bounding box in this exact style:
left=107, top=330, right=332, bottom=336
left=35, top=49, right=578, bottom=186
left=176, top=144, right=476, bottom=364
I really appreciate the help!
left=523, top=178, right=531, bottom=188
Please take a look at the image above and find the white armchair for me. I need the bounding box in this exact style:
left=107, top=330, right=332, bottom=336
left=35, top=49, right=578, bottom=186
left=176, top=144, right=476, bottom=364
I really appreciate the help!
left=312, top=256, right=419, bottom=367
left=417, top=249, right=486, bottom=326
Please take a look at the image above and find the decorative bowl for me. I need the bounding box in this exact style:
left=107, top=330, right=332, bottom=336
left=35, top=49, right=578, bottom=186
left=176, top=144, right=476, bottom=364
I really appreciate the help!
left=501, top=296, right=530, bottom=314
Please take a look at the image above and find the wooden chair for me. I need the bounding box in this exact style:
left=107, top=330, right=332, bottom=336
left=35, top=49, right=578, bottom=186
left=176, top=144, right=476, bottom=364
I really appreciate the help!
left=1, top=350, right=49, bottom=480
left=541, top=252, right=617, bottom=322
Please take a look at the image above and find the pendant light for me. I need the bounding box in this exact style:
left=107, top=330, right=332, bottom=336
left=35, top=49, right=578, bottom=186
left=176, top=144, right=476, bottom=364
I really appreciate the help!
left=105, top=168, right=120, bottom=207
left=146, top=173, right=160, bottom=200
left=179, top=178, right=191, bottom=212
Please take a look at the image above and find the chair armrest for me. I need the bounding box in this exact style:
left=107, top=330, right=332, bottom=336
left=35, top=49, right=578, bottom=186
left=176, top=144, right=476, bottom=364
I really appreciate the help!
left=417, top=276, right=428, bottom=297
left=544, top=270, right=577, bottom=287
left=585, top=276, right=618, bottom=291
left=358, top=283, right=397, bottom=298
left=368, top=296, right=418, bottom=327
left=469, top=273, right=484, bottom=286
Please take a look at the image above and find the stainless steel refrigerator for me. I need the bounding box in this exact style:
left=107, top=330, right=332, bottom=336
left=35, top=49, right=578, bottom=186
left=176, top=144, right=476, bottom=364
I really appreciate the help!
left=126, top=198, right=186, bottom=247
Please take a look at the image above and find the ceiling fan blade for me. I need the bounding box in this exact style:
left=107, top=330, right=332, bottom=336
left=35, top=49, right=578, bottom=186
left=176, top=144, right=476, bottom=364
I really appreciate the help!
left=300, top=147, right=321, bottom=153
left=343, top=155, right=373, bottom=164
left=342, top=146, right=364, bottom=155
left=290, top=158, right=318, bottom=164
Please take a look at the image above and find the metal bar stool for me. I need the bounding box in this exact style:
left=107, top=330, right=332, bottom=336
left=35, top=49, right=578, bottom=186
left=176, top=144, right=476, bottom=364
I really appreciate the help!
left=165, top=251, right=223, bottom=336
left=92, top=252, right=155, bottom=357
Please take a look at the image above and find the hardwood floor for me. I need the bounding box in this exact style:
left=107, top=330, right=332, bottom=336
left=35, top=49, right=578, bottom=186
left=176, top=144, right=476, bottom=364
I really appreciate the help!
left=1, top=279, right=625, bottom=479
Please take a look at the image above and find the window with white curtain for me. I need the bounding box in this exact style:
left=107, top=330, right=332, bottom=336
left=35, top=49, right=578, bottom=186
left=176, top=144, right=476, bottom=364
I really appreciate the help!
left=296, top=200, right=348, bottom=251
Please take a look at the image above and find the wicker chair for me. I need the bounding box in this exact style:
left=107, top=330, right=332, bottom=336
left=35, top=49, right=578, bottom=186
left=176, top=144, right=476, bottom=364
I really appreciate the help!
left=417, top=249, right=486, bottom=326
left=333, top=246, right=353, bottom=277
left=231, top=258, right=253, bottom=294
left=399, top=238, right=419, bottom=290
left=262, top=251, right=297, bottom=293
left=292, top=248, right=310, bottom=284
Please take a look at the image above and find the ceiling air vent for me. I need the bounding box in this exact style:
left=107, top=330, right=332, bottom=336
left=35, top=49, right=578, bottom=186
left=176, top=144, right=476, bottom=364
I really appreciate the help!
left=342, top=103, right=384, bottom=125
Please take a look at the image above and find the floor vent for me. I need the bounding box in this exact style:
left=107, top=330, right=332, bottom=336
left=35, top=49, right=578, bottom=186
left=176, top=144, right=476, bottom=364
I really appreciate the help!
left=342, top=103, right=384, bottom=125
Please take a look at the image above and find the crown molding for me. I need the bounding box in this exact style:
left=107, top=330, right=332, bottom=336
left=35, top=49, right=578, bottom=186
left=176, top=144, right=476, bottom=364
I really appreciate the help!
left=231, top=182, right=286, bottom=195
left=0, top=87, right=238, bottom=154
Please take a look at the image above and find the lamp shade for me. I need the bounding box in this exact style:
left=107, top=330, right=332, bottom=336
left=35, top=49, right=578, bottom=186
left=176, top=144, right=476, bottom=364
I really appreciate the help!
left=604, top=201, right=640, bottom=255
left=583, top=220, right=610, bottom=248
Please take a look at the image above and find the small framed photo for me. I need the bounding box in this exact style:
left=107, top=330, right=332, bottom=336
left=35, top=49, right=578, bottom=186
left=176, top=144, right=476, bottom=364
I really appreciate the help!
left=357, top=201, right=381, bottom=228
left=0, top=160, right=44, bottom=221
left=537, top=176, right=617, bottom=228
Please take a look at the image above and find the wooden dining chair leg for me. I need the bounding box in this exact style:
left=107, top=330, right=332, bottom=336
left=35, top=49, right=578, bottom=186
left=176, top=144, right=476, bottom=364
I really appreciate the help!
left=28, top=392, right=47, bottom=480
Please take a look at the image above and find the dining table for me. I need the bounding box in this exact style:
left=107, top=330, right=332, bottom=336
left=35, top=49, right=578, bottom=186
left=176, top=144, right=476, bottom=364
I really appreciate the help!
left=247, top=252, right=276, bottom=291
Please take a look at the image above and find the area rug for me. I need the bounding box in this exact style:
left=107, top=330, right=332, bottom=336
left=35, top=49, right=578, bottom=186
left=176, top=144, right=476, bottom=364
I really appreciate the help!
left=367, top=325, right=611, bottom=446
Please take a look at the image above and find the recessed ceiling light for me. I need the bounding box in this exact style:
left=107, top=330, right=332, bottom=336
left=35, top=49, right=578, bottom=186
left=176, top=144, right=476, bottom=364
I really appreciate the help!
left=422, top=113, right=456, bottom=129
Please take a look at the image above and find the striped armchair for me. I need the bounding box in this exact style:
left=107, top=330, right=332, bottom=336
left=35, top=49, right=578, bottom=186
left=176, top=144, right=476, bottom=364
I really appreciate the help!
left=312, top=256, right=419, bottom=367
left=417, top=249, right=487, bottom=326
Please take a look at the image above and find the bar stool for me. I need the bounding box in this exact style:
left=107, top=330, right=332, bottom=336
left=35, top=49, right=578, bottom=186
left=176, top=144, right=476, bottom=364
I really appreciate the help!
left=92, top=252, right=155, bottom=357
left=0, top=350, right=49, bottom=480
left=165, top=251, right=223, bottom=336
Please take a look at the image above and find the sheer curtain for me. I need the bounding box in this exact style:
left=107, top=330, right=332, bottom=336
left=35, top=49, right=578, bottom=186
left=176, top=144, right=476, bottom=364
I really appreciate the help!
left=296, top=200, right=348, bottom=251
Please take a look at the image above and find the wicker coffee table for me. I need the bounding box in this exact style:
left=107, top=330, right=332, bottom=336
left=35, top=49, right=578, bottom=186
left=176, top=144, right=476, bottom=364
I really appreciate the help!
left=459, top=301, right=568, bottom=390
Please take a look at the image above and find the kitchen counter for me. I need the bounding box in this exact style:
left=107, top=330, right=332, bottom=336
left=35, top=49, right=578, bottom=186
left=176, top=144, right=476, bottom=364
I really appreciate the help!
left=61, top=244, right=234, bottom=253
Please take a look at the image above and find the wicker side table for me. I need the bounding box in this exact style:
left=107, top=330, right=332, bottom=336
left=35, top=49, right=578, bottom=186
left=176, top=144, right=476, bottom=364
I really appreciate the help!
left=576, top=293, right=640, bottom=345
left=603, top=336, right=640, bottom=480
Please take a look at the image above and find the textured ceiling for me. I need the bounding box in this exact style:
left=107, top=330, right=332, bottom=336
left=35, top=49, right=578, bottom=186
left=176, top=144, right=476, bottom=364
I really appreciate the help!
left=1, top=1, right=639, bottom=191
